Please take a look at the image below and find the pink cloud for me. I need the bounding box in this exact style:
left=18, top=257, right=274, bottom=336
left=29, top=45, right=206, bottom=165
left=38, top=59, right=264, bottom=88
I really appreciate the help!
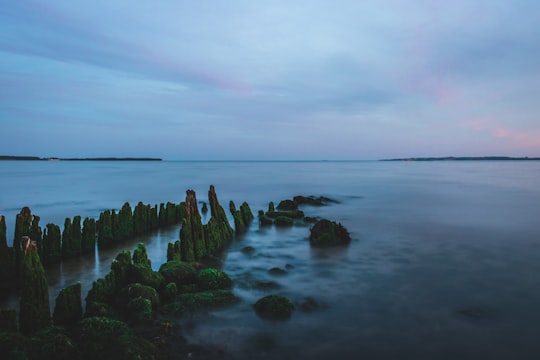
left=461, top=118, right=540, bottom=149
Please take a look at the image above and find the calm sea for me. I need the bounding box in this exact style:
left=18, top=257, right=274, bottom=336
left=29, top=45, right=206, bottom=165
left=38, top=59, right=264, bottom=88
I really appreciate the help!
left=1, top=160, right=540, bottom=359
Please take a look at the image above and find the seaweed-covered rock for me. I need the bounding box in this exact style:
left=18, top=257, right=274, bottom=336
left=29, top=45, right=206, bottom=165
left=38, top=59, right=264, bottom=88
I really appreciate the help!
left=240, top=202, right=254, bottom=225
left=197, top=268, right=233, bottom=291
left=81, top=217, right=96, bottom=254
left=126, top=297, right=153, bottom=324
left=53, top=282, right=83, bottom=329
left=267, top=209, right=305, bottom=219
left=159, top=260, right=197, bottom=287
left=179, top=190, right=204, bottom=261
left=19, top=239, right=51, bottom=334
left=178, top=290, right=239, bottom=310
left=229, top=201, right=246, bottom=233
left=85, top=301, right=117, bottom=318
left=163, top=282, right=178, bottom=303
left=294, top=195, right=338, bottom=206
left=309, top=219, right=351, bottom=247
left=258, top=210, right=273, bottom=226
left=277, top=199, right=297, bottom=211
left=126, top=263, right=164, bottom=290
left=118, top=283, right=160, bottom=310
left=274, top=216, right=294, bottom=227
left=253, top=295, right=295, bottom=320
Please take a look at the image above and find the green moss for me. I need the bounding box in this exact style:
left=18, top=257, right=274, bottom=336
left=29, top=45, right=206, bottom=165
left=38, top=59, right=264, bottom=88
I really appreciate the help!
left=53, top=282, right=82, bottom=329
left=197, top=268, right=233, bottom=291
left=253, top=295, right=295, bottom=320
left=274, top=216, right=294, bottom=227
left=118, top=283, right=160, bottom=310
left=19, top=244, right=51, bottom=334
left=178, top=290, right=239, bottom=310
left=258, top=210, right=273, bottom=226
left=159, top=260, right=197, bottom=287
left=126, top=263, right=164, bottom=290
left=85, top=301, right=117, bottom=318
left=97, top=210, right=113, bottom=248
left=126, top=297, right=153, bottom=324
left=229, top=201, right=246, bottom=234
left=163, top=282, right=178, bottom=303
left=240, top=202, right=254, bottom=225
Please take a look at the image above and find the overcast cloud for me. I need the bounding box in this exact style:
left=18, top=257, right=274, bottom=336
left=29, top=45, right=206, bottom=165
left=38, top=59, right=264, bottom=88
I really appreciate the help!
left=1, top=0, right=539, bottom=159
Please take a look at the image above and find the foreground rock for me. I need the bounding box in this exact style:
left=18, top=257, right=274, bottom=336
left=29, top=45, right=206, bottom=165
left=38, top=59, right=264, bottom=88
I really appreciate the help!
left=309, top=219, right=351, bottom=247
left=253, top=295, right=295, bottom=320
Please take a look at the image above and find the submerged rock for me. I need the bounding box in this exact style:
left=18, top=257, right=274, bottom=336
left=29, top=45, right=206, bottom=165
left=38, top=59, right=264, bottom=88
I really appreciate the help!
left=253, top=295, right=295, bottom=320
left=268, top=267, right=288, bottom=276
left=309, top=219, right=351, bottom=247
left=276, top=199, right=297, bottom=211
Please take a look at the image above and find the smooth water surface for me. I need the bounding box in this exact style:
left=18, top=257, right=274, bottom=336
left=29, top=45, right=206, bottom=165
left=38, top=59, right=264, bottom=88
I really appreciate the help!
left=1, top=160, right=540, bottom=359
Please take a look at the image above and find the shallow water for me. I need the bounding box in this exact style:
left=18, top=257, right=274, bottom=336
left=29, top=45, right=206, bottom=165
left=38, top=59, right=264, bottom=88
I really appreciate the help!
left=1, top=160, right=540, bottom=359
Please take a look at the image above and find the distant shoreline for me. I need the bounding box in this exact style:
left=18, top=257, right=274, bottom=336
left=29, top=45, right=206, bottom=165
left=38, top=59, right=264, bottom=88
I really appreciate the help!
left=381, top=156, right=540, bottom=161
left=0, top=156, right=162, bottom=161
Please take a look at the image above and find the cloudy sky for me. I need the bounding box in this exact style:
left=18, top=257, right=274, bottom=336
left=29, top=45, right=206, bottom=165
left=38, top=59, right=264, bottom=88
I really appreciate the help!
left=1, top=0, right=539, bottom=160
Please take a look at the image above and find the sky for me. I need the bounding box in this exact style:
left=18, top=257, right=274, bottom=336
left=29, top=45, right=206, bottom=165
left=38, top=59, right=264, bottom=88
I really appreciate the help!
left=1, top=0, right=540, bottom=160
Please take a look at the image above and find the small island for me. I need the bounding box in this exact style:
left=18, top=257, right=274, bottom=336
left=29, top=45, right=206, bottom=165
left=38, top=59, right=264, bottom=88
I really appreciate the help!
left=381, top=156, right=540, bottom=161
left=0, top=156, right=162, bottom=161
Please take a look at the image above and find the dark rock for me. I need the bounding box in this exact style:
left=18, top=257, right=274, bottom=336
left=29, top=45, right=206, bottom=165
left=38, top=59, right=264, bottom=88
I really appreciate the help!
left=126, top=263, right=164, bottom=290
left=304, top=216, right=319, bottom=223
left=30, top=326, right=79, bottom=360
left=118, top=283, right=160, bottom=311
left=241, top=246, right=256, bottom=255
left=294, top=195, right=339, bottom=206
left=309, top=219, right=351, bottom=247
left=277, top=200, right=297, bottom=211
left=253, top=295, right=295, bottom=320
left=178, top=290, right=239, bottom=310
left=267, top=209, right=305, bottom=219
left=268, top=267, right=288, bottom=276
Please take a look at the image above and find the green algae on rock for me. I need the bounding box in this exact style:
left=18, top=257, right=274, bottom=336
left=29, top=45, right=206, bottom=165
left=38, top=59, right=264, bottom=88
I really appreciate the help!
left=253, top=295, right=295, bottom=320
left=197, top=268, right=233, bottom=291
left=309, top=219, right=351, bottom=246
left=159, top=260, right=197, bottom=287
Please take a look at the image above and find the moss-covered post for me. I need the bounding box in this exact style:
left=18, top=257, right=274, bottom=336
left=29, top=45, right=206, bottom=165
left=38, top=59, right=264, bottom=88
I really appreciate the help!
left=240, top=202, right=254, bottom=226
left=133, top=202, right=146, bottom=235
left=151, top=204, right=159, bottom=230
left=159, top=203, right=166, bottom=226
left=0, top=215, right=16, bottom=291
left=117, top=202, right=133, bottom=241
left=82, top=217, right=96, bottom=253
left=167, top=240, right=182, bottom=262
left=204, top=185, right=233, bottom=253
left=97, top=210, right=113, bottom=249
left=42, top=223, right=62, bottom=265
left=62, top=217, right=81, bottom=259
left=53, top=282, right=82, bottom=329
left=166, top=202, right=176, bottom=225
left=132, top=242, right=151, bottom=268
left=0, top=215, right=6, bottom=250
left=14, top=207, right=33, bottom=275
left=180, top=190, right=203, bottom=261
left=111, top=209, right=119, bottom=244
left=19, top=237, right=51, bottom=334
left=229, top=201, right=246, bottom=234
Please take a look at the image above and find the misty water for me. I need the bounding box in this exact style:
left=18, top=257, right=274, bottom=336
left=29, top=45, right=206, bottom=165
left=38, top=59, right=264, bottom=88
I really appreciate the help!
left=1, top=160, right=540, bottom=359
